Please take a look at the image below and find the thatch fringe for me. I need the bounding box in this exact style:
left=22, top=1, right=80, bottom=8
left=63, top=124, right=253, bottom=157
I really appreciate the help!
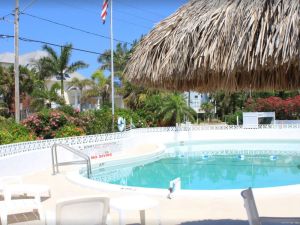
left=124, top=0, right=300, bottom=91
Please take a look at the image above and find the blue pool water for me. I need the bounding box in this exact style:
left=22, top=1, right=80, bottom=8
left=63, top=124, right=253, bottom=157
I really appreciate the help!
left=87, top=140, right=300, bottom=190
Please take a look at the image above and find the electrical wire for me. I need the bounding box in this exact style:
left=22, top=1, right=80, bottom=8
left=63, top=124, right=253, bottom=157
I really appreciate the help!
left=0, top=13, right=13, bottom=21
left=21, top=12, right=131, bottom=44
left=20, top=0, right=38, bottom=13
left=113, top=0, right=165, bottom=18
left=57, top=0, right=153, bottom=30
left=0, top=34, right=102, bottom=55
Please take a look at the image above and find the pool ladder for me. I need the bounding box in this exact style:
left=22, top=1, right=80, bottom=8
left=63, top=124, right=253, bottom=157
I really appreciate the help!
left=51, top=143, right=92, bottom=178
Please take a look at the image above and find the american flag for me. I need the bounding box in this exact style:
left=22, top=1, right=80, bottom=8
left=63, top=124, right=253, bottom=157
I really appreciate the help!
left=101, top=0, right=109, bottom=24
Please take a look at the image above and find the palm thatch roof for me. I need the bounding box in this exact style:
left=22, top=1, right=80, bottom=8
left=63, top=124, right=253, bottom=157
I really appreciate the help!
left=124, top=0, right=300, bottom=92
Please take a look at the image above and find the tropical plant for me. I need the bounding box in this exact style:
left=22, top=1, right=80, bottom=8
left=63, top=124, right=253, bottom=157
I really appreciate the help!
left=98, top=43, right=131, bottom=80
left=225, top=110, right=243, bottom=125
left=244, top=95, right=300, bottom=120
left=55, top=124, right=85, bottom=138
left=41, top=44, right=88, bottom=97
left=22, top=109, right=68, bottom=139
left=0, top=118, right=35, bottom=144
left=123, top=83, right=147, bottom=110
left=0, top=65, right=35, bottom=116
left=69, top=77, right=93, bottom=111
left=140, top=93, right=165, bottom=126
left=201, top=102, right=215, bottom=122
left=159, top=93, right=196, bottom=126
left=84, top=70, right=110, bottom=109
left=31, top=57, right=53, bottom=81
left=31, top=82, right=65, bottom=111
left=83, top=107, right=113, bottom=134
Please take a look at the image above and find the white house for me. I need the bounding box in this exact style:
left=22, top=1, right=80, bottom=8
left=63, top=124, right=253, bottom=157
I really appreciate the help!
left=184, top=91, right=209, bottom=113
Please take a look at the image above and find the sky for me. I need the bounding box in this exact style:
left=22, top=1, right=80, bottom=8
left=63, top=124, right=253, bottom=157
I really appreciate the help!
left=0, top=0, right=188, bottom=78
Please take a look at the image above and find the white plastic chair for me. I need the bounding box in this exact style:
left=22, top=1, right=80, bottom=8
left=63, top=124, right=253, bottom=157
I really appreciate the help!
left=0, top=187, right=45, bottom=225
left=0, top=176, right=23, bottom=194
left=53, top=196, right=110, bottom=225
left=0, top=176, right=50, bottom=199
left=241, top=188, right=300, bottom=225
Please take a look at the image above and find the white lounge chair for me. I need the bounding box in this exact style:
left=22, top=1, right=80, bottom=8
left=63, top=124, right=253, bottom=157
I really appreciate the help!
left=0, top=176, right=50, bottom=199
left=0, top=176, right=22, bottom=194
left=241, top=188, right=300, bottom=225
left=48, top=196, right=110, bottom=225
left=0, top=187, right=45, bottom=225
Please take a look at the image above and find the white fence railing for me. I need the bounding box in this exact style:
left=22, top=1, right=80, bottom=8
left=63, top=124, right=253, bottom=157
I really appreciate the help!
left=1, top=124, right=300, bottom=158
left=0, top=131, right=129, bottom=158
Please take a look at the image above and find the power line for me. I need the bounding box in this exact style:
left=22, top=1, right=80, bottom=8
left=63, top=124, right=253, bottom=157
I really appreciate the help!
left=114, top=0, right=165, bottom=18
left=21, top=0, right=38, bottom=13
left=0, top=34, right=102, bottom=55
left=0, top=13, right=13, bottom=21
left=56, top=0, right=153, bottom=30
left=114, top=8, right=158, bottom=23
left=21, top=12, right=131, bottom=44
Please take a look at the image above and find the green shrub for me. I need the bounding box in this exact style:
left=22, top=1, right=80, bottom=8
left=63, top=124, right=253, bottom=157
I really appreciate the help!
left=0, top=119, right=35, bottom=145
left=225, top=111, right=243, bottom=125
left=84, top=107, right=112, bottom=134
left=55, top=124, right=85, bottom=138
left=115, top=108, right=147, bottom=129
left=83, top=107, right=147, bottom=135
left=58, top=105, right=78, bottom=117
left=0, top=130, right=13, bottom=144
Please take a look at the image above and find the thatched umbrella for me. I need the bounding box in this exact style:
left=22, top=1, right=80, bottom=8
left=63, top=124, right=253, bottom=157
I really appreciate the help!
left=124, top=0, right=300, bottom=92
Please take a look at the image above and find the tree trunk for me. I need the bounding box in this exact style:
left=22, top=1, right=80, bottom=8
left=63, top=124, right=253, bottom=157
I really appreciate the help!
left=60, top=73, right=64, bottom=97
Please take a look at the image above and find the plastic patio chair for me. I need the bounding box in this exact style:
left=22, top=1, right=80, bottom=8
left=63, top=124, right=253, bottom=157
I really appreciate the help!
left=53, top=196, right=110, bottom=225
left=241, top=188, right=300, bottom=225
left=0, top=176, right=50, bottom=199
left=0, top=187, right=45, bottom=225
left=0, top=176, right=23, bottom=194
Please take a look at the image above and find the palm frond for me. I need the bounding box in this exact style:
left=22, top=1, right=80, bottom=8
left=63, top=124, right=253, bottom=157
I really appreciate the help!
left=42, top=45, right=58, bottom=62
left=60, top=44, right=72, bottom=72
left=67, top=61, right=88, bottom=73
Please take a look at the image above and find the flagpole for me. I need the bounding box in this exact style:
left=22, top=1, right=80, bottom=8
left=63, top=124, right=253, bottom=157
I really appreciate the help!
left=110, top=0, right=115, bottom=131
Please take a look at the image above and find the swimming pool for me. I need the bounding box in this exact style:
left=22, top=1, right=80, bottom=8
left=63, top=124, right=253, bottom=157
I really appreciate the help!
left=85, top=140, right=300, bottom=190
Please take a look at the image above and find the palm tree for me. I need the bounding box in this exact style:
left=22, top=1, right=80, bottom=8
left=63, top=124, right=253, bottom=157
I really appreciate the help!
left=0, top=65, right=35, bottom=116
left=41, top=44, right=88, bottom=97
left=159, top=93, right=196, bottom=126
left=201, top=102, right=214, bottom=122
left=84, top=70, right=110, bottom=109
left=98, top=43, right=130, bottom=80
left=69, top=77, right=93, bottom=111
left=31, top=82, right=64, bottom=110
left=32, top=57, right=53, bottom=81
left=0, top=66, right=14, bottom=114
left=122, top=82, right=148, bottom=110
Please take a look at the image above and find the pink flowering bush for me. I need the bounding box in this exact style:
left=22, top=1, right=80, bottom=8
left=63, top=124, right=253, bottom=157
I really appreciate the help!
left=244, top=95, right=300, bottom=120
left=22, top=109, right=68, bottom=139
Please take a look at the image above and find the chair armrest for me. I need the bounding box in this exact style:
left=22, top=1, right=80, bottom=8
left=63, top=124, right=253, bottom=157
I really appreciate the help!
left=45, top=210, right=56, bottom=225
left=106, top=213, right=111, bottom=225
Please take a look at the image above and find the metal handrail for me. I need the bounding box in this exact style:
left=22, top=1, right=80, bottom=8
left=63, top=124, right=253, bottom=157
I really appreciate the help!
left=51, top=143, right=92, bottom=178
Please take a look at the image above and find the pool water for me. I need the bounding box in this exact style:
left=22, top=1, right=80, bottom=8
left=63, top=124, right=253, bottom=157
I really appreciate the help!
left=87, top=140, right=300, bottom=190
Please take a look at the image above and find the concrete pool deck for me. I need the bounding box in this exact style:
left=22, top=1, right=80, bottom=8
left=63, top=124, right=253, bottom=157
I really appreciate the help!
left=7, top=143, right=300, bottom=225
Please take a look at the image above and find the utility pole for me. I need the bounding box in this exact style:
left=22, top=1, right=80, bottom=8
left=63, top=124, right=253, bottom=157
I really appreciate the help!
left=14, top=0, right=20, bottom=123
left=110, top=0, right=115, bottom=132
